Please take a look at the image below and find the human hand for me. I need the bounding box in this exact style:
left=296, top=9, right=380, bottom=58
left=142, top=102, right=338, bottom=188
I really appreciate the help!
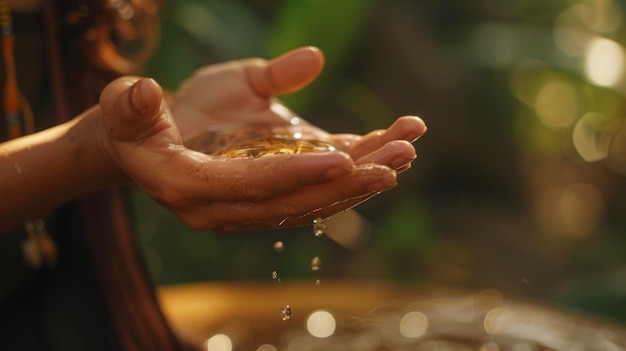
left=98, top=76, right=425, bottom=232
left=169, top=47, right=426, bottom=228
left=173, top=48, right=425, bottom=176
left=171, top=46, right=327, bottom=137
left=171, top=47, right=425, bottom=165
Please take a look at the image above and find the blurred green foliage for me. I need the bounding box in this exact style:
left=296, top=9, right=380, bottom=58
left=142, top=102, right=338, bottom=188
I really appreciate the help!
left=265, top=0, right=374, bottom=111
left=137, top=0, right=626, bottom=322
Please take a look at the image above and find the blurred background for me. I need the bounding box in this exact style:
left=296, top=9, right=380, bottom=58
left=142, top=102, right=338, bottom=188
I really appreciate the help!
left=133, top=0, right=626, bottom=324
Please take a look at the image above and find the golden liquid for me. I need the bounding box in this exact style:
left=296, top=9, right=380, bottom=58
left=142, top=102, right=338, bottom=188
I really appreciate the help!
left=186, top=125, right=337, bottom=158
left=213, top=138, right=336, bottom=158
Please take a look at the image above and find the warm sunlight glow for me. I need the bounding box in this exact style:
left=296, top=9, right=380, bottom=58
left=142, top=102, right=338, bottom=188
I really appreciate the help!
left=399, top=311, right=428, bottom=338
left=553, top=5, right=594, bottom=57
left=324, top=209, right=368, bottom=250
left=584, top=38, right=625, bottom=87
left=256, top=344, right=277, bottom=351
left=536, top=183, right=604, bottom=237
left=534, top=80, right=578, bottom=128
left=573, top=112, right=609, bottom=162
left=580, top=0, right=623, bottom=33
left=306, top=310, right=337, bottom=338
left=205, top=334, right=233, bottom=351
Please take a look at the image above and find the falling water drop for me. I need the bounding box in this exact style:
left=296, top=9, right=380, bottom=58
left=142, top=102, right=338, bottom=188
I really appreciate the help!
left=271, top=270, right=281, bottom=283
left=273, top=241, right=285, bottom=252
left=311, top=257, right=321, bottom=271
left=281, top=305, right=292, bottom=321
left=313, top=218, right=326, bottom=237
left=315, top=279, right=321, bottom=285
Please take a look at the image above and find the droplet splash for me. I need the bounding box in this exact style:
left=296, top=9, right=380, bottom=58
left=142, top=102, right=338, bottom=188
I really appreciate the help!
left=273, top=241, right=285, bottom=252
left=313, top=218, right=326, bottom=237
left=281, top=305, right=292, bottom=321
left=311, top=257, right=321, bottom=271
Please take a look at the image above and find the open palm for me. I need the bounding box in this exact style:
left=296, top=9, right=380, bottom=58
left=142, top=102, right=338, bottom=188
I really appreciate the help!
left=100, top=48, right=426, bottom=232
left=171, top=47, right=426, bottom=172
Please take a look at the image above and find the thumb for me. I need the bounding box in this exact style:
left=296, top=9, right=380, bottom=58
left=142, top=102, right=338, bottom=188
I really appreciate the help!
left=247, top=46, right=325, bottom=97
left=100, top=77, right=164, bottom=142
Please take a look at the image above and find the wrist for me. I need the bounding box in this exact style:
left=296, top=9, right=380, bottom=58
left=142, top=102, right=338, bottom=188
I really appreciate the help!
left=71, top=105, right=131, bottom=189
left=0, top=106, right=131, bottom=231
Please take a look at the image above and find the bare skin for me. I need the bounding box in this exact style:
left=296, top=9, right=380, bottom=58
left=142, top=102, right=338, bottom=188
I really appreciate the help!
left=0, top=47, right=426, bottom=233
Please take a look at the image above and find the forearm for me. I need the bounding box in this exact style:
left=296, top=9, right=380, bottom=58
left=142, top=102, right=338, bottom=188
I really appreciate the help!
left=0, top=106, right=127, bottom=234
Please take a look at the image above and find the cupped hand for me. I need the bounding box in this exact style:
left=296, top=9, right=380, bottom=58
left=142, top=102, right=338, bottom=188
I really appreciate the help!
left=172, top=46, right=327, bottom=138
left=98, top=77, right=409, bottom=231
left=171, top=46, right=426, bottom=175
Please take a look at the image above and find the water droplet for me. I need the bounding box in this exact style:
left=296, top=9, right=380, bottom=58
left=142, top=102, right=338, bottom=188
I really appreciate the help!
left=281, top=305, right=292, bottom=321
left=311, top=257, right=321, bottom=271
left=315, top=279, right=321, bottom=285
left=273, top=241, right=284, bottom=252
left=313, top=218, right=326, bottom=237
left=271, top=270, right=281, bottom=283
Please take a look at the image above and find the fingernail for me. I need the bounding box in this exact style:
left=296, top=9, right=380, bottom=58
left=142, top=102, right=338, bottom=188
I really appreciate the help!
left=130, top=79, right=147, bottom=114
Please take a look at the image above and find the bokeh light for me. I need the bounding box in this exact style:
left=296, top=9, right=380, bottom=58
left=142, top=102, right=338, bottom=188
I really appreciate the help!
left=553, top=5, right=593, bottom=57
left=584, top=37, right=625, bottom=87
left=534, top=80, right=579, bottom=129
left=579, top=0, right=623, bottom=33
left=324, top=209, right=369, bottom=250
left=572, top=112, right=610, bottom=162
left=255, top=344, right=277, bottom=351
left=205, top=334, right=233, bottom=351
left=306, top=310, right=337, bottom=338
left=399, top=311, right=428, bottom=338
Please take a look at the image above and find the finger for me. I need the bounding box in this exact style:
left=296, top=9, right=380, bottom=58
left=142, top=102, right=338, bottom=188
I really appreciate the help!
left=381, top=115, right=427, bottom=143
left=331, top=116, right=427, bottom=160
left=100, top=77, right=167, bottom=142
left=246, top=46, right=325, bottom=97
left=168, top=150, right=356, bottom=204
left=354, top=140, right=416, bottom=172
left=184, top=164, right=397, bottom=231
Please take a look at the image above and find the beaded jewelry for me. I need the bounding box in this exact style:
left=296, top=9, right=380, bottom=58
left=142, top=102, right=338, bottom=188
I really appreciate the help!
left=0, top=0, right=57, bottom=269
